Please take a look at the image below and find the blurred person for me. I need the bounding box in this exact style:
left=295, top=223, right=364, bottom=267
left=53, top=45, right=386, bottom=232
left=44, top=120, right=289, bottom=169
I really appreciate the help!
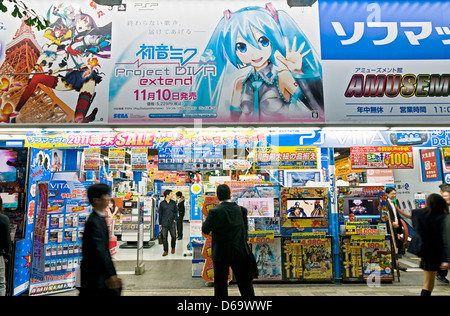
left=0, top=197, right=11, bottom=296
left=439, top=183, right=450, bottom=283
left=176, top=191, right=185, bottom=240
left=412, top=193, right=449, bottom=296
left=80, top=184, right=121, bottom=296
left=439, top=183, right=450, bottom=205
left=202, top=184, right=255, bottom=297
left=159, top=189, right=177, bottom=256
left=386, top=187, right=407, bottom=271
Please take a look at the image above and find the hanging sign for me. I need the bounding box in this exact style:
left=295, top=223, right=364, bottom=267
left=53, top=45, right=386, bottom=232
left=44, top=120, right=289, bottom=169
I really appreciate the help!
left=420, top=148, right=442, bottom=181
left=350, top=146, right=413, bottom=169
left=255, top=146, right=318, bottom=170
left=83, top=148, right=101, bottom=171
left=248, top=231, right=275, bottom=244
left=131, top=148, right=148, bottom=171
left=108, top=148, right=126, bottom=170
left=350, top=235, right=386, bottom=249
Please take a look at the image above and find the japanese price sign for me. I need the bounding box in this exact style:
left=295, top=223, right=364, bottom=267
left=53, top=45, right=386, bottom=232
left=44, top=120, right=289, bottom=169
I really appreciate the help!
left=350, top=146, right=413, bottom=169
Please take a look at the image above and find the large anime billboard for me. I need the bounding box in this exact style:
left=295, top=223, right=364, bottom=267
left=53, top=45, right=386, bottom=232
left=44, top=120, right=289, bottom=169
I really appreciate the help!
left=0, top=0, right=449, bottom=125
left=0, top=0, right=323, bottom=124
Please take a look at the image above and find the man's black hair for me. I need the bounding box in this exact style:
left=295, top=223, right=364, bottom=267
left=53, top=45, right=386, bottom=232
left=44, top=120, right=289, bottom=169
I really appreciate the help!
left=216, top=184, right=231, bottom=201
left=87, top=183, right=111, bottom=206
left=163, top=189, right=172, bottom=198
left=385, top=187, right=396, bottom=194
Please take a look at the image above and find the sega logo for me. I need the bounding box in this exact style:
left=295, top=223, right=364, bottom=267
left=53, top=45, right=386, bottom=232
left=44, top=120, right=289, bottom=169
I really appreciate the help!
left=114, top=113, right=128, bottom=119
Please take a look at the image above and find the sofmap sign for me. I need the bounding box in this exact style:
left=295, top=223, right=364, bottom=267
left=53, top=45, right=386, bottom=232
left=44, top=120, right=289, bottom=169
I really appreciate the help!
left=319, top=0, right=450, bottom=60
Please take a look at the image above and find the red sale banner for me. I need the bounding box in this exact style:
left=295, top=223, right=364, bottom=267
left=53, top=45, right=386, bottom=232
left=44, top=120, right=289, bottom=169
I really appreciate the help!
left=350, top=146, right=413, bottom=169
left=420, top=148, right=441, bottom=181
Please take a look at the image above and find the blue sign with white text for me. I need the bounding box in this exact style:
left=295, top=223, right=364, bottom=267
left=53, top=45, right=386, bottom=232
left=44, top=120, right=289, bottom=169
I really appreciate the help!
left=319, top=0, right=450, bottom=59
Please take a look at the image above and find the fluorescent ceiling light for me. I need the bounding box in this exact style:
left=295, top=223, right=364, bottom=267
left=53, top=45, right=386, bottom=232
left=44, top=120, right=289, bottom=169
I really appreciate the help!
left=389, top=127, right=450, bottom=130
left=0, top=128, right=43, bottom=132
left=322, top=127, right=388, bottom=131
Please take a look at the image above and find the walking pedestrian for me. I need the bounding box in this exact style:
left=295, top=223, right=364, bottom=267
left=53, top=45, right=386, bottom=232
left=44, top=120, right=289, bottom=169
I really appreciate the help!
left=0, top=197, right=11, bottom=296
left=176, top=191, right=185, bottom=240
left=385, top=187, right=407, bottom=271
left=202, top=184, right=255, bottom=297
left=79, top=184, right=121, bottom=296
left=437, top=183, right=450, bottom=284
left=159, top=189, right=177, bottom=256
left=412, top=193, right=448, bottom=296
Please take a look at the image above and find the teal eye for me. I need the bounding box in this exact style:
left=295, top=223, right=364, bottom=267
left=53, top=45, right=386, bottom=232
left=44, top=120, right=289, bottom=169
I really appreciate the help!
left=236, top=42, right=247, bottom=53
left=258, top=36, right=269, bottom=47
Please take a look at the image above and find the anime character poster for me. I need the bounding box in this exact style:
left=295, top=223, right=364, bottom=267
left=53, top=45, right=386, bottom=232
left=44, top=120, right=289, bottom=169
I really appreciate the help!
left=238, top=197, right=275, bottom=217
left=0, top=0, right=112, bottom=124
left=109, top=0, right=323, bottom=124
left=250, top=236, right=282, bottom=281
left=302, top=238, right=333, bottom=280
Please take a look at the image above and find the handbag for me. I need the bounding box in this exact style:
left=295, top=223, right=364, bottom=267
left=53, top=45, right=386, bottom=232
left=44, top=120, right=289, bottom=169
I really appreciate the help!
left=240, top=206, right=259, bottom=280
left=408, top=232, right=424, bottom=257
left=158, top=231, right=163, bottom=244
left=246, top=243, right=259, bottom=280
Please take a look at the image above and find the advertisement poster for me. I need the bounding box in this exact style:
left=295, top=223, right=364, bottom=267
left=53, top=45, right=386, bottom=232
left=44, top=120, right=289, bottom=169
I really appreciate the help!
left=108, top=148, right=125, bottom=170
left=13, top=148, right=52, bottom=296
left=248, top=232, right=282, bottom=281
left=420, top=148, right=442, bottom=181
left=0, top=0, right=113, bottom=124
left=83, top=148, right=101, bottom=171
left=255, top=146, right=318, bottom=170
left=131, top=148, right=148, bottom=171
left=0, top=0, right=322, bottom=124
left=238, top=198, right=275, bottom=218
left=31, top=183, right=49, bottom=283
left=109, top=0, right=323, bottom=124
left=299, top=234, right=333, bottom=280
left=350, top=235, right=393, bottom=280
left=319, top=0, right=450, bottom=124
left=350, top=146, right=413, bottom=169
left=29, top=180, right=90, bottom=296
left=281, top=235, right=333, bottom=281
left=232, top=186, right=281, bottom=234
left=1, top=0, right=450, bottom=125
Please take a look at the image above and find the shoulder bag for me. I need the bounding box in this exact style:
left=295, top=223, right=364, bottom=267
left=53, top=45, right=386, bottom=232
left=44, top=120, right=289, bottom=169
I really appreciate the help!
left=408, top=232, right=424, bottom=257
left=240, top=206, right=259, bottom=280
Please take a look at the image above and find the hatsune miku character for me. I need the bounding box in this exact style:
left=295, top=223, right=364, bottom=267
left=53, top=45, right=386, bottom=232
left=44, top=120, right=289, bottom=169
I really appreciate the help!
left=194, top=3, right=323, bottom=122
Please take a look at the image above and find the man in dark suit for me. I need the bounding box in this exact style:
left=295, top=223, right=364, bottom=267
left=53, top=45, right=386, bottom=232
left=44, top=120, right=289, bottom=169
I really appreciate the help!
left=386, top=187, right=407, bottom=272
left=202, top=184, right=255, bottom=297
left=158, top=189, right=178, bottom=256
left=0, top=197, right=11, bottom=296
left=80, top=184, right=121, bottom=296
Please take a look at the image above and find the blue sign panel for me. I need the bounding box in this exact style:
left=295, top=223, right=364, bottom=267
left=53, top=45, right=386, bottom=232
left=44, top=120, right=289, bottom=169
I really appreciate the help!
left=319, top=0, right=450, bottom=59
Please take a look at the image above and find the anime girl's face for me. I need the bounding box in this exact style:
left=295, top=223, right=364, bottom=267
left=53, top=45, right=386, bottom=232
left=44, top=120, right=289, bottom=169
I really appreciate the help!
left=235, top=27, right=272, bottom=70
left=75, top=15, right=92, bottom=33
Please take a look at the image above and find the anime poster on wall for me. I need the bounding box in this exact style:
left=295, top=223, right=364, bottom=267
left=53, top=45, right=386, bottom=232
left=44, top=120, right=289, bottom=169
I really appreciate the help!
left=238, top=198, right=275, bottom=217
left=108, top=0, right=323, bottom=124
left=0, top=0, right=113, bottom=124
left=248, top=232, right=282, bottom=281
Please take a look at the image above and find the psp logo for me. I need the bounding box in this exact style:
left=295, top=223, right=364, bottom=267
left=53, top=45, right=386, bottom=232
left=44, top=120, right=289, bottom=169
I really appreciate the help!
left=114, top=113, right=128, bottom=119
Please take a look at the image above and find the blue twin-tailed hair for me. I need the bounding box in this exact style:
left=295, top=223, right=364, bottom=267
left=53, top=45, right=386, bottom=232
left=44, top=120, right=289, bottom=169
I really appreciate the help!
left=193, top=3, right=322, bottom=111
